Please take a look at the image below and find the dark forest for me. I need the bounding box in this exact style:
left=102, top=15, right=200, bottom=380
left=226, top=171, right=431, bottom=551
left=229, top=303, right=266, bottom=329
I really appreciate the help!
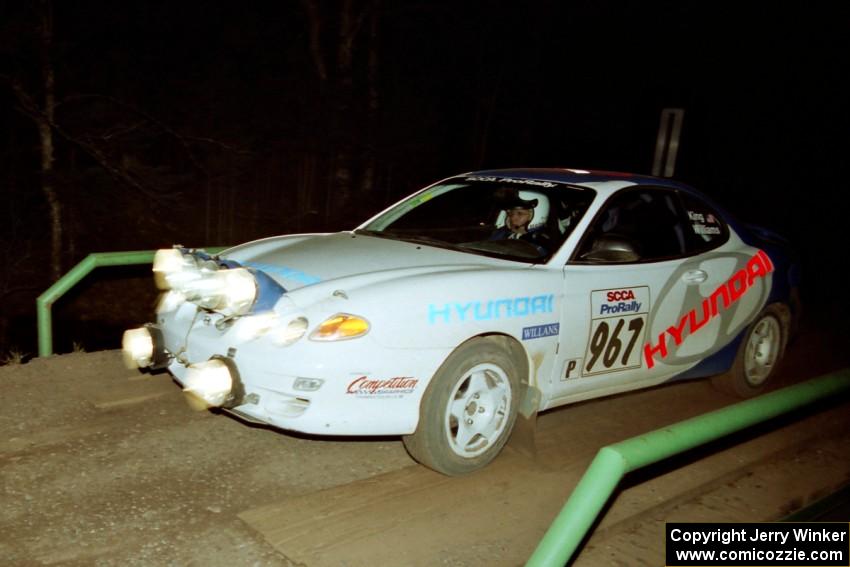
left=1, top=1, right=847, bottom=358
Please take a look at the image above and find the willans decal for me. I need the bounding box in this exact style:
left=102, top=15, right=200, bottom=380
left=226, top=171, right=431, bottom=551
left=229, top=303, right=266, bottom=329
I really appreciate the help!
left=522, top=323, right=560, bottom=340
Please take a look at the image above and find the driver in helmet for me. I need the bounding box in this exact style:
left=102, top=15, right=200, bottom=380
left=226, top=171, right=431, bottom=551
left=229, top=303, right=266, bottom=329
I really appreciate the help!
left=489, top=188, right=551, bottom=254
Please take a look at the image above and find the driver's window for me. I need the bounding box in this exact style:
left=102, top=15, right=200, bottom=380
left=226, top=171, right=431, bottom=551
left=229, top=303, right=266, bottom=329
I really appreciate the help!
left=578, top=188, right=688, bottom=263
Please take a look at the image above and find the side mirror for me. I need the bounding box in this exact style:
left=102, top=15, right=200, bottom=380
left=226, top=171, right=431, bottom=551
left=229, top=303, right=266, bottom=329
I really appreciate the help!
left=580, top=234, right=640, bottom=263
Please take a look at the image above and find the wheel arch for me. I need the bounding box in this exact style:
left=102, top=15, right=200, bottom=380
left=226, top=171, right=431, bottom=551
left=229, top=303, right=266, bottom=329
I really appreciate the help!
left=471, top=332, right=541, bottom=419
left=766, top=299, right=792, bottom=353
left=403, top=331, right=529, bottom=474
left=710, top=301, right=789, bottom=397
left=476, top=333, right=530, bottom=385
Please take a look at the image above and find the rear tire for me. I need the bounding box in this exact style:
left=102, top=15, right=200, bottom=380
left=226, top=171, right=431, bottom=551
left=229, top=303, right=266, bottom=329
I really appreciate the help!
left=711, top=304, right=787, bottom=397
left=403, top=338, right=521, bottom=476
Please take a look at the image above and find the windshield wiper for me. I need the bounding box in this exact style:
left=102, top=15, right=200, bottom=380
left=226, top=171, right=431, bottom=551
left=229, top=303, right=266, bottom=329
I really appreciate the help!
left=355, top=229, right=454, bottom=248
left=396, top=234, right=447, bottom=245
left=353, top=228, right=395, bottom=239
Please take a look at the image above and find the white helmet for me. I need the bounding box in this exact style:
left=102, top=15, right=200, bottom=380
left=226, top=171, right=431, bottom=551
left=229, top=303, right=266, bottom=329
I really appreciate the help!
left=496, top=190, right=550, bottom=231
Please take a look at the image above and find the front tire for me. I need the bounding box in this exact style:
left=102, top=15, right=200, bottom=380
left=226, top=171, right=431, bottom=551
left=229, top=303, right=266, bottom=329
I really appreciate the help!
left=712, top=304, right=787, bottom=397
left=403, top=338, right=521, bottom=476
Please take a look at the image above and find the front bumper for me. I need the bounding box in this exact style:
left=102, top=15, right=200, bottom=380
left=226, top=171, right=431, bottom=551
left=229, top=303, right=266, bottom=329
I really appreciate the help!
left=162, top=323, right=449, bottom=437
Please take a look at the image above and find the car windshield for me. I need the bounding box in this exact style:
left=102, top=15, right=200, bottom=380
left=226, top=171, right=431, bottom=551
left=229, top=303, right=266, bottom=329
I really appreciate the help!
left=358, top=176, right=594, bottom=262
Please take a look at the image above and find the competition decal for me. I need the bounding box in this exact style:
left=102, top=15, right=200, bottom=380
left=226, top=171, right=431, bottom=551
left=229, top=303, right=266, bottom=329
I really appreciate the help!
left=346, top=376, right=419, bottom=398
left=428, top=294, right=555, bottom=324
left=584, top=286, right=650, bottom=375
left=644, top=250, right=774, bottom=369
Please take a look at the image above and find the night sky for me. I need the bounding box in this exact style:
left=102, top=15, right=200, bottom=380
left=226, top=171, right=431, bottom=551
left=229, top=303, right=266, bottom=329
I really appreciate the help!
left=1, top=1, right=848, bottom=354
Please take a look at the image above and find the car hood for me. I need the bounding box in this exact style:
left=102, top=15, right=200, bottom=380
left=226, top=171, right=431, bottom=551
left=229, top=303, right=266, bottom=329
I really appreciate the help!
left=221, top=232, right=519, bottom=292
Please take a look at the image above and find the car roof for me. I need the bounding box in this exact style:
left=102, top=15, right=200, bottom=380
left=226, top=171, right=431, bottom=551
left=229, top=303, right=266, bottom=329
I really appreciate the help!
left=465, top=167, right=693, bottom=196
left=464, top=167, right=756, bottom=244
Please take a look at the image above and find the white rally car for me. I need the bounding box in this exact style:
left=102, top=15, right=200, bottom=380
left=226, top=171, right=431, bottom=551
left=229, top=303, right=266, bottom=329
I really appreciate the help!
left=123, top=169, right=799, bottom=475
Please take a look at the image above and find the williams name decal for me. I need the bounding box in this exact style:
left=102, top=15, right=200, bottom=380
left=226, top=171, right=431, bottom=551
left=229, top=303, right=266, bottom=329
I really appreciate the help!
left=643, top=250, right=774, bottom=369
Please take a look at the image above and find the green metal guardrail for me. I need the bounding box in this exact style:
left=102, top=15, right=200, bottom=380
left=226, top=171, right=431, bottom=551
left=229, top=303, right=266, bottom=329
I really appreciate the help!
left=526, top=369, right=850, bottom=567
left=36, top=248, right=227, bottom=357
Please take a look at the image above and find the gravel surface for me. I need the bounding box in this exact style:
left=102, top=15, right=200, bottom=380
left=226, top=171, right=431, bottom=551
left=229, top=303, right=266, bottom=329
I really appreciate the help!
left=2, top=313, right=848, bottom=566
left=0, top=351, right=413, bottom=566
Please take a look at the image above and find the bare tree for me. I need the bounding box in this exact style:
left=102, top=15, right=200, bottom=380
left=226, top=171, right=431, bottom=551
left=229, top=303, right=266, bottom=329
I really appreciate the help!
left=30, top=1, right=62, bottom=281
left=297, top=0, right=381, bottom=223
left=359, top=6, right=380, bottom=198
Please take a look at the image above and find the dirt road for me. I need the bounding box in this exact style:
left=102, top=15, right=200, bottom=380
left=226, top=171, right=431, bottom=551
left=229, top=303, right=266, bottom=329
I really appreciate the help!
left=2, top=320, right=849, bottom=566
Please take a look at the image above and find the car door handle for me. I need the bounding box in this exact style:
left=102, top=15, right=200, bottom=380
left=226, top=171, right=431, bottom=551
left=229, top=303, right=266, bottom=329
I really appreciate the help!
left=682, top=269, right=708, bottom=285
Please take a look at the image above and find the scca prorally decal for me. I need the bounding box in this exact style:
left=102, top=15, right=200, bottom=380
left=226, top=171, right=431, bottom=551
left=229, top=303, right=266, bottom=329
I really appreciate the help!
left=599, top=289, right=643, bottom=315
left=644, top=250, right=774, bottom=369
left=244, top=262, right=321, bottom=286
left=346, top=376, right=418, bottom=397
left=522, top=323, right=560, bottom=340
left=584, top=287, right=650, bottom=375
left=428, top=294, right=554, bottom=324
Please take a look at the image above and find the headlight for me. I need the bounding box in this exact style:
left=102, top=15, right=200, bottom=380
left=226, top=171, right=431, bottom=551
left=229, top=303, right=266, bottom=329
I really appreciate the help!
left=236, top=312, right=279, bottom=341
left=309, top=314, right=370, bottom=341
left=270, top=316, right=309, bottom=346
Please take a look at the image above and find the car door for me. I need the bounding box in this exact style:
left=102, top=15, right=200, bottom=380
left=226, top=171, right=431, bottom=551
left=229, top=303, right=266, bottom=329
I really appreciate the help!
left=544, top=186, right=768, bottom=406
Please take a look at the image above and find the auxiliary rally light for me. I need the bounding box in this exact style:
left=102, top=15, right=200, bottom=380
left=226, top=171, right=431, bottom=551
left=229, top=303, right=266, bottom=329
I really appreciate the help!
left=152, top=248, right=260, bottom=317
left=121, top=326, right=168, bottom=369
left=182, top=357, right=244, bottom=410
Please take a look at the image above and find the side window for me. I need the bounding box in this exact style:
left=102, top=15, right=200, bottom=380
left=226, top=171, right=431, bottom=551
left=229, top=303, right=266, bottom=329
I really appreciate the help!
left=577, top=188, right=688, bottom=263
left=679, top=192, right=729, bottom=253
